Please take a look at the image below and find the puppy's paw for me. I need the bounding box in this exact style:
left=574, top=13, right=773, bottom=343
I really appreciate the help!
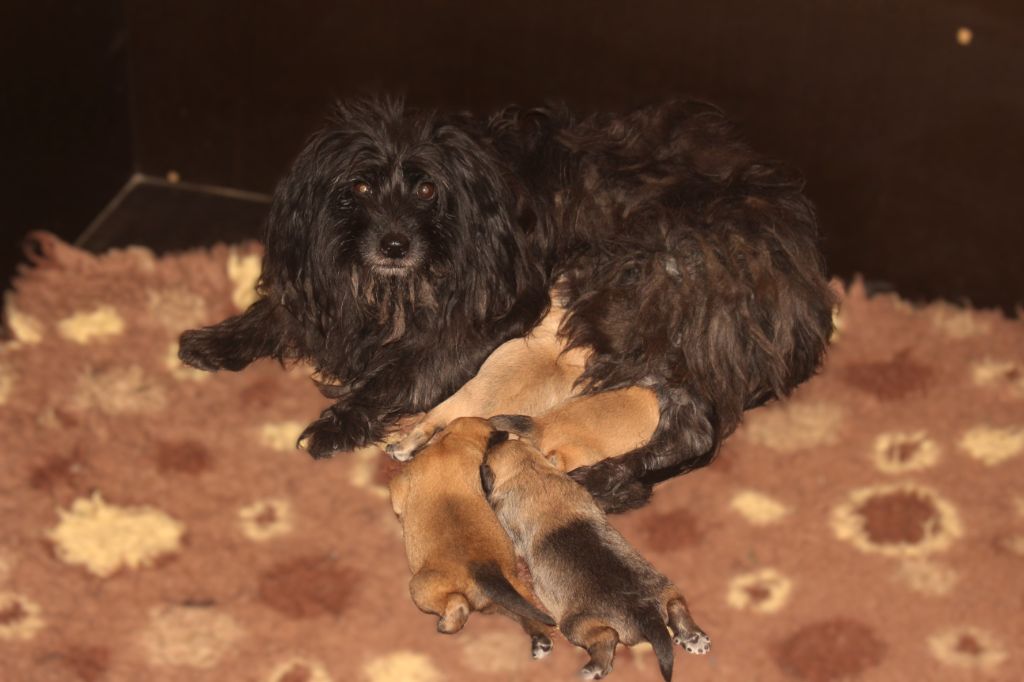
left=675, top=629, right=711, bottom=655
left=378, top=412, right=427, bottom=446
left=178, top=329, right=251, bottom=372
left=580, top=661, right=611, bottom=680
left=386, top=425, right=435, bottom=462
left=437, top=594, right=470, bottom=634
left=531, top=634, right=553, bottom=660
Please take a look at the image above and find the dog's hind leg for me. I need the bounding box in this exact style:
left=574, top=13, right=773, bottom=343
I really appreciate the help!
left=569, top=385, right=715, bottom=513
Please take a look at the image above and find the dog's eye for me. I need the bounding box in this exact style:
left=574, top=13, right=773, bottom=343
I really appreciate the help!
left=416, top=181, right=436, bottom=201
left=353, top=181, right=372, bottom=196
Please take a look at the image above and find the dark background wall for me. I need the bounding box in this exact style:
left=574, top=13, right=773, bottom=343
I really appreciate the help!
left=1, top=0, right=133, bottom=291
left=3, top=1, right=1023, bottom=311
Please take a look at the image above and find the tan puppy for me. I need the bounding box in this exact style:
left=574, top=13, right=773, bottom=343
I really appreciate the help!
left=480, top=433, right=710, bottom=681
left=387, top=302, right=589, bottom=462
left=490, top=386, right=659, bottom=471
left=389, top=417, right=556, bottom=656
left=386, top=300, right=660, bottom=469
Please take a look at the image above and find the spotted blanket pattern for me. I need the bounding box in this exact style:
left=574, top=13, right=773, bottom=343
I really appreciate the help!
left=1, top=234, right=1022, bottom=681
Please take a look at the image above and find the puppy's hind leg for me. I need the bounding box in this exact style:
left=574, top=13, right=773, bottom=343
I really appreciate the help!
left=473, top=566, right=556, bottom=659
left=519, top=613, right=554, bottom=660
left=437, top=593, right=471, bottom=634
left=563, top=615, right=619, bottom=680
left=663, top=590, right=711, bottom=655
left=495, top=608, right=553, bottom=660
left=531, top=631, right=554, bottom=660
left=409, top=571, right=471, bottom=634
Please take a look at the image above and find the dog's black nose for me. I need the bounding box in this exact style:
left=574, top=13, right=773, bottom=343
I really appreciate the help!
left=380, top=232, right=410, bottom=259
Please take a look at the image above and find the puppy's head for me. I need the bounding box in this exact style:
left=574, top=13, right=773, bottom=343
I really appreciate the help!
left=479, top=430, right=552, bottom=501
left=396, top=416, right=497, bottom=510
left=261, top=97, right=544, bottom=342
left=392, top=417, right=496, bottom=532
left=431, top=416, right=497, bottom=461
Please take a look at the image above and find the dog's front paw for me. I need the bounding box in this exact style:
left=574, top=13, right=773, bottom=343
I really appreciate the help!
left=178, top=328, right=250, bottom=372
left=300, top=407, right=377, bottom=459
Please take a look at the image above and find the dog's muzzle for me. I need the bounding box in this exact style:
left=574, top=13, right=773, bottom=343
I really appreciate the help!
left=361, top=228, right=424, bottom=275
left=380, top=232, right=410, bottom=259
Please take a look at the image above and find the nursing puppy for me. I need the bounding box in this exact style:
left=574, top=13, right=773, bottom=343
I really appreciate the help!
left=480, top=434, right=710, bottom=681
left=490, top=386, right=659, bottom=472
left=386, top=300, right=589, bottom=462
left=389, top=417, right=555, bottom=656
left=387, top=298, right=659, bottom=473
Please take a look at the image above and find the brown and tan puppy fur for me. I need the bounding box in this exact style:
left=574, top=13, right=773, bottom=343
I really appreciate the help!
left=387, top=301, right=589, bottom=462
left=389, top=417, right=555, bottom=657
left=480, top=433, right=710, bottom=681
left=490, top=385, right=659, bottom=472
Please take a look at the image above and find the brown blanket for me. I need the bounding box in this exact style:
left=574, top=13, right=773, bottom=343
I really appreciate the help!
left=1, top=234, right=1021, bottom=681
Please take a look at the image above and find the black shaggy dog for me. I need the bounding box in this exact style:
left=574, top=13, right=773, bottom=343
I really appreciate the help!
left=179, top=98, right=835, bottom=512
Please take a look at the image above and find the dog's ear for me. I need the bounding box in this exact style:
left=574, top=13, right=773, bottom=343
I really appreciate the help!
left=431, top=120, right=547, bottom=325
left=261, top=111, right=370, bottom=330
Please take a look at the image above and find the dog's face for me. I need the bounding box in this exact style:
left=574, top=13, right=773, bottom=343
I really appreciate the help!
left=345, top=157, right=441, bottom=279
left=261, top=98, right=541, bottom=345
left=311, top=114, right=471, bottom=282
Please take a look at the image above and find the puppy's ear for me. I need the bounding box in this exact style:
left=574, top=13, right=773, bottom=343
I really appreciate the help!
left=485, top=430, right=509, bottom=450
left=489, top=415, right=536, bottom=439
left=479, top=463, right=496, bottom=497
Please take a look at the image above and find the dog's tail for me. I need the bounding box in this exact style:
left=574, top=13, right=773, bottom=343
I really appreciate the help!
left=470, top=562, right=556, bottom=627
left=638, top=606, right=675, bottom=682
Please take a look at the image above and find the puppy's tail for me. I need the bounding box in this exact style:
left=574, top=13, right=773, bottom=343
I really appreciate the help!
left=638, top=607, right=675, bottom=682
left=470, top=562, right=556, bottom=627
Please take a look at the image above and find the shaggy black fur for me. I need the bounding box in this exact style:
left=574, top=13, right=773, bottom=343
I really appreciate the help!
left=179, top=97, right=835, bottom=513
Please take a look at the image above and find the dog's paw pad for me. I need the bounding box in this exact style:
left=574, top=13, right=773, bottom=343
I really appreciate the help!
left=580, top=662, right=609, bottom=680
left=675, top=630, right=711, bottom=655
left=531, top=635, right=553, bottom=660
